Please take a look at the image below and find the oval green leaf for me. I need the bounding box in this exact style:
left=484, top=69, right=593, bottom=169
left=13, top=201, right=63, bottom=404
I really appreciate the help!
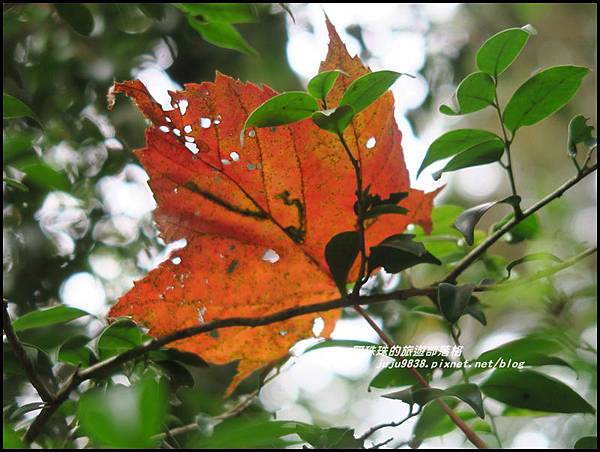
left=438, top=283, right=475, bottom=324
left=3, top=93, right=38, bottom=123
left=339, top=70, right=407, bottom=115
left=503, top=65, right=590, bottom=133
left=55, top=3, right=95, bottom=36
left=12, top=305, right=90, bottom=332
left=481, top=369, right=595, bottom=414
left=188, top=17, right=257, bottom=56
left=476, top=25, right=536, bottom=77
left=418, top=129, right=502, bottom=177
left=244, top=91, right=319, bottom=135
left=308, top=70, right=343, bottom=104
left=440, top=72, right=495, bottom=116
left=325, top=231, right=361, bottom=295
left=432, top=139, right=505, bottom=180
left=97, top=319, right=147, bottom=360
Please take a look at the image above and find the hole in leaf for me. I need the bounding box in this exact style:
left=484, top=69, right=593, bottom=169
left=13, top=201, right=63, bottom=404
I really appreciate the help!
left=185, top=142, right=199, bottom=154
left=179, top=99, right=188, bottom=115
left=230, top=151, right=240, bottom=161
left=173, top=128, right=181, bottom=137
left=366, top=137, right=376, bottom=149
left=171, top=256, right=181, bottom=265
left=312, top=317, right=325, bottom=337
left=199, top=117, right=211, bottom=128
left=183, top=125, right=192, bottom=133
left=262, top=249, right=280, bottom=263
left=159, top=126, right=170, bottom=133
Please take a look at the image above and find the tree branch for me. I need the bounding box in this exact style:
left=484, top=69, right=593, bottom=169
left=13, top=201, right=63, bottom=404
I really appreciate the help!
left=3, top=301, right=55, bottom=403
left=16, top=242, right=596, bottom=443
left=444, top=163, right=597, bottom=283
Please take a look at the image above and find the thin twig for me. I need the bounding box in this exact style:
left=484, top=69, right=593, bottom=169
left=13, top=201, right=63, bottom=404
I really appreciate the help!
left=359, top=406, right=422, bottom=441
left=3, top=301, right=55, bottom=403
left=16, top=246, right=597, bottom=442
left=444, top=163, right=597, bottom=283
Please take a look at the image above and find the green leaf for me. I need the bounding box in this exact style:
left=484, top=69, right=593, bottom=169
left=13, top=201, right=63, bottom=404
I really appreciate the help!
left=295, top=425, right=362, bottom=449
left=325, top=231, right=361, bottom=295
left=384, top=383, right=484, bottom=418
left=454, top=195, right=521, bottom=246
left=243, top=92, right=319, bottom=136
left=411, top=399, right=460, bottom=444
left=3, top=93, right=38, bottom=122
left=3, top=422, right=24, bottom=449
left=504, top=252, right=562, bottom=280
left=311, top=105, right=355, bottom=135
left=187, top=17, right=257, bottom=56
left=432, top=139, right=505, bottom=180
left=493, top=213, right=541, bottom=243
left=58, top=335, right=96, bottom=367
left=12, top=305, right=90, bottom=332
left=3, top=134, right=35, bottom=164
left=191, top=416, right=301, bottom=448
left=567, top=114, right=596, bottom=158
left=362, top=203, right=408, bottom=220
left=369, top=355, right=449, bottom=389
left=440, top=72, right=495, bottom=116
left=308, top=70, right=344, bottom=104
left=368, top=234, right=441, bottom=274
left=339, top=70, right=407, bottom=115
left=304, top=339, right=377, bottom=353
left=574, top=436, right=597, bottom=449
left=11, top=158, right=71, bottom=192
left=444, top=384, right=485, bottom=419
left=139, top=4, right=165, bottom=21
left=149, top=348, right=208, bottom=367
left=481, top=369, right=595, bottom=414
left=77, top=375, right=167, bottom=448
left=465, top=296, right=487, bottom=326
left=54, top=3, right=95, bottom=36
left=3, top=177, right=28, bottom=192
left=178, top=3, right=256, bottom=23
left=418, top=129, right=502, bottom=177
left=503, top=65, right=590, bottom=133
left=476, top=25, right=536, bottom=77
left=438, top=283, right=475, bottom=324
left=97, top=319, right=147, bottom=360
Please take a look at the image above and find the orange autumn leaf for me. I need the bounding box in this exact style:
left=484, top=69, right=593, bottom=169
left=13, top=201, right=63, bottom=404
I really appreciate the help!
left=109, top=19, right=438, bottom=395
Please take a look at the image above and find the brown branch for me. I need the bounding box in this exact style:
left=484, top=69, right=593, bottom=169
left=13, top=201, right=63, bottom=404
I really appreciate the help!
left=444, top=163, right=597, bottom=283
left=3, top=301, right=55, bottom=403
left=17, top=245, right=597, bottom=442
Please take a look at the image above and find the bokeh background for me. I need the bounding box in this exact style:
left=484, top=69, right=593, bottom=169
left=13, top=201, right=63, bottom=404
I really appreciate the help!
left=3, top=3, right=597, bottom=448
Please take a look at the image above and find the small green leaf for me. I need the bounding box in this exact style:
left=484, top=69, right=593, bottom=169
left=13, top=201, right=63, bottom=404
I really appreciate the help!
left=11, top=158, right=71, bottom=191
left=3, top=93, right=38, bottom=122
left=3, top=422, right=24, bottom=449
left=55, top=3, right=95, bottom=36
left=444, top=384, right=485, bottom=419
left=77, top=376, right=167, bottom=448
left=58, top=336, right=96, bottom=367
left=325, top=231, right=361, bottom=295
left=476, top=25, right=536, bottom=77
left=432, top=139, right=505, bottom=180
left=139, top=4, right=165, bottom=21
left=567, top=114, right=596, bottom=158
left=369, top=355, right=449, bottom=389
left=503, top=65, right=590, bottom=133
left=454, top=195, right=521, bottom=246
left=3, top=134, right=35, bottom=164
left=368, top=234, right=441, bottom=274
left=465, top=296, right=487, bottom=326
left=188, top=17, right=257, bottom=56
left=438, top=283, right=475, bottom=324
left=418, top=129, right=502, bottom=177
left=304, top=339, right=377, bottom=353
left=339, top=70, right=407, bottom=115
left=504, top=252, right=562, bottom=280
left=440, top=72, right=495, bottom=116
left=3, top=177, right=28, bottom=192
left=244, top=92, right=319, bottom=136
left=311, top=105, right=355, bottom=135
left=178, top=3, right=256, bottom=23
left=494, top=213, right=541, bottom=243
left=574, top=436, right=597, bottom=449
left=12, top=305, right=90, bottom=332
left=308, top=70, right=344, bottom=104
left=384, top=383, right=484, bottom=419
left=481, top=369, right=595, bottom=414
left=97, top=319, right=147, bottom=360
